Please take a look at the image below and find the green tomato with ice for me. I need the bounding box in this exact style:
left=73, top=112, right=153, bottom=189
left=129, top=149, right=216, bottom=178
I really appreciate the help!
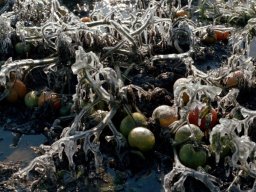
left=178, top=143, right=207, bottom=169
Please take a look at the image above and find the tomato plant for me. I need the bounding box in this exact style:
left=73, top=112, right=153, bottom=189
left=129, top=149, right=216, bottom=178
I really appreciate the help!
left=128, top=127, right=155, bottom=152
left=178, top=143, right=207, bottom=169
left=188, top=103, right=218, bottom=130
left=152, top=105, right=179, bottom=128
left=120, top=112, right=147, bottom=138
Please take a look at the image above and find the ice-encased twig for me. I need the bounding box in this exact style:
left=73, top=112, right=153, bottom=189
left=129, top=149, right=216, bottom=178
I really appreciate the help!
left=0, top=57, right=57, bottom=85
left=107, top=120, right=127, bottom=153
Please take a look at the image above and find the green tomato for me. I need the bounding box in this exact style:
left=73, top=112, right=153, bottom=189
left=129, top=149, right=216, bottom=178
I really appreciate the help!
left=120, top=112, right=147, bottom=138
left=178, top=143, right=207, bottom=169
left=128, top=127, right=155, bottom=152
left=24, top=90, right=39, bottom=108
left=175, top=124, right=204, bottom=143
left=59, top=102, right=73, bottom=116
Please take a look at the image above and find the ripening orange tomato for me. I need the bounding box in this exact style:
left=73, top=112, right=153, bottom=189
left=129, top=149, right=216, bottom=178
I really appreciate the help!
left=223, top=70, right=244, bottom=88
left=175, top=10, right=189, bottom=18
left=6, top=88, right=18, bottom=103
left=6, top=79, right=27, bottom=103
left=38, top=91, right=61, bottom=110
left=152, top=105, right=179, bottom=128
left=80, top=17, right=91, bottom=23
left=214, top=30, right=231, bottom=42
left=12, top=79, right=27, bottom=98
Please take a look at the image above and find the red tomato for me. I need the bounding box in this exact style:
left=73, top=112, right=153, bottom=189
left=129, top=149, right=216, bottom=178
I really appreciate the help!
left=188, top=104, right=218, bottom=130
left=38, top=91, right=61, bottom=110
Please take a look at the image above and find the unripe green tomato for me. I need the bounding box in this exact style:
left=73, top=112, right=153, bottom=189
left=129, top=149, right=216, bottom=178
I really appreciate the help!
left=174, top=124, right=204, bottom=143
left=59, top=102, right=73, bottom=116
left=120, top=112, right=147, bottom=138
left=128, top=127, right=155, bottom=152
left=24, top=90, right=39, bottom=108
left=179, top=144, right=207, bottom=169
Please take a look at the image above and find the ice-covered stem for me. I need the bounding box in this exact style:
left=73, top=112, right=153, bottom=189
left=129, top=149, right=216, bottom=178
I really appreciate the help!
left=106, top=120, right=127, bottom=153
left=217, top=88, right=239, bottom=114
left=80, top=107, right=118, bottom=174
left=0, top=57, right=57, bottom=100
left=152, top=50, right=192, bottom=61
left=189, top=64, right=229, bottom=87
left=0, top=57, right=57, bottom=84
left=164, top=147, right=221, bottom=192
left=14, top=153, right=56, bottom=180
left=62, top=98, right=101, bottom=137
left=72, top=47, right=118, bottom=102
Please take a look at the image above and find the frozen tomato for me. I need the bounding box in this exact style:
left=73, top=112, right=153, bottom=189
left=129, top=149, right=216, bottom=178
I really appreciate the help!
left=188, top=104, right=218, bottom=130
left=38, top=91, right=61, bottom=110
left=6, top=79, right=27, bottom=103
left=24, top=90, right=39, bottom=108
left=152, top=105, right=179, bottom=128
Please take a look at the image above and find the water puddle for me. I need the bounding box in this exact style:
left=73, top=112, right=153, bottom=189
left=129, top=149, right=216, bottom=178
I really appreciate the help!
left=0, top=128, right=45, bottom=164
